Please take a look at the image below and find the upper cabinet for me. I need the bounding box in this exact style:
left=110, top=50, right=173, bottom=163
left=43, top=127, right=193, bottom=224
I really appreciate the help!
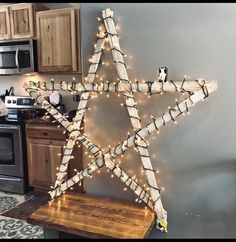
left=0, top=3, right=48, bottom=40
left=0, top=7, right=10, bottom=40
left=36, top=8, right=81, bottom=73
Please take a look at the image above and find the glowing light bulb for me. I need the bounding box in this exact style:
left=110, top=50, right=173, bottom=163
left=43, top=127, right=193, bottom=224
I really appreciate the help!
left=123, top=187, right=127, bottom=191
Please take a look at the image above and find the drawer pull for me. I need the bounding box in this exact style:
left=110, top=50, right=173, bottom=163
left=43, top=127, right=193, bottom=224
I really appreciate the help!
left=42, top=132, right=48, bottom=136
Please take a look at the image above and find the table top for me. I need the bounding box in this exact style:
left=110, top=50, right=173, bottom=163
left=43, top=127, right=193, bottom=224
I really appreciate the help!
left=27, top=192, right=155, bottom=239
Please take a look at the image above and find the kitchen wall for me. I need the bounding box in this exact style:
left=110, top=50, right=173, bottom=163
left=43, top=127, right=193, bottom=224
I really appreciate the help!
left=0, top=2, right=81, bottom=111
left=80, top=3, right=236, bottom=238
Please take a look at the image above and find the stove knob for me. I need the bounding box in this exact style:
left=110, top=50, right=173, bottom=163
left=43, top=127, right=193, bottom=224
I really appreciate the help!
left=7, top=100, right=11, bottom=104
left=13, top=100, right=16, bottom=104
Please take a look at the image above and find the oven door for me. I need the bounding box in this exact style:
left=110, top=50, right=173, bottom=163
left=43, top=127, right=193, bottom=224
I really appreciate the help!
left=0, top=46, right=34, bottom=75
left=0, top=124, right=24, bottom=177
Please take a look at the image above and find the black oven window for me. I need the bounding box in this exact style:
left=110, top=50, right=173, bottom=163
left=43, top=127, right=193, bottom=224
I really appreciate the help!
left=0, top=51, right=17, bottom=69
left=0, top=133, right=15, bottom=165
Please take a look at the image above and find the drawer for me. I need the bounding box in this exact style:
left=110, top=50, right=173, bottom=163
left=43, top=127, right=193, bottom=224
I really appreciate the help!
left=27, top=124, right=67, bottom=140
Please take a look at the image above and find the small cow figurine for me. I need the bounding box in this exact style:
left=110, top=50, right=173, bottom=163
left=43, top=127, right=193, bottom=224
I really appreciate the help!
left=158, top=67, right=168, bottom=82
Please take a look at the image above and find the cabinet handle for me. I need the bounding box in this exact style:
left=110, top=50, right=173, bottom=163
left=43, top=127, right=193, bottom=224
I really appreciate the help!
left=45, top=159, right=48, bottom=163
left=42, top=132, right=48, bottom=136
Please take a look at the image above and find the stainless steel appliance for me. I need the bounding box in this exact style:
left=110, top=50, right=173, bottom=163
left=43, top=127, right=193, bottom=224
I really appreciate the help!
left=5, top=96, right=42, bottom=120
left=0, top=121, right=28, bottom=194
left=0, top=39, right=37, bottom=75
left=0, top=96, right=44, bottom=194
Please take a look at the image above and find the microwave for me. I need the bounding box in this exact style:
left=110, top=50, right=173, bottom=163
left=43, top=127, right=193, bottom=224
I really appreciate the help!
left=0, top=39, right=37, bottom=75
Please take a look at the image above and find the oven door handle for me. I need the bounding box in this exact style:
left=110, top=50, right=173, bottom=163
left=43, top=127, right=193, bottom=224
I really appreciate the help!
left=15, top=48, right=20, bottom=72
left=0, top=125, right=20, bottom=130
left=0, top=176, right=21, bottom=182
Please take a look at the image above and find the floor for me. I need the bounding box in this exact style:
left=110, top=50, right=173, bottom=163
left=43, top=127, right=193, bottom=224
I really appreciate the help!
left=2, top=191, right=49, bottom=220
left=0, top=190, right=48, bottom=239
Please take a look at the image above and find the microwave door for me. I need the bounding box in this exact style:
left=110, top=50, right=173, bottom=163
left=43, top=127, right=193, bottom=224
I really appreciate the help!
left=0, top=47, right=19, bottom=75
left=0, top=46, right=33, bottom=75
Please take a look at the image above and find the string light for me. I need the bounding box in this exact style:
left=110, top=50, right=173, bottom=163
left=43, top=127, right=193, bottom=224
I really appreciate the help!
left=24, top=8, right=217, bottom=234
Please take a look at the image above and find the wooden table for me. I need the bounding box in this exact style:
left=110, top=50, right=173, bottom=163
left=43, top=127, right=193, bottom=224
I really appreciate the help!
left=27, top=192, right=155, bottom=239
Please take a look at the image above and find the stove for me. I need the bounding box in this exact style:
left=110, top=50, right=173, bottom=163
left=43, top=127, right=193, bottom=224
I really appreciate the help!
left=0, top=96, right=44, bottom=194
left=5, top=96, right=43, bottom=121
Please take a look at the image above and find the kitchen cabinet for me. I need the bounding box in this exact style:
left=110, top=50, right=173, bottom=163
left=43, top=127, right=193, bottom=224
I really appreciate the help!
left=0, top=7, right=10, bottom=40
left=0, top=3, right=48, bottom=40
left=36, top=8, right=80, bottom=73
left=26, top=123, right=83, bottom=193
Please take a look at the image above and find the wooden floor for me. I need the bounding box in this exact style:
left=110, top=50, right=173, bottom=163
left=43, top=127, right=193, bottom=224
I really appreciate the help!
left=2, top=191, right=49, bottom=220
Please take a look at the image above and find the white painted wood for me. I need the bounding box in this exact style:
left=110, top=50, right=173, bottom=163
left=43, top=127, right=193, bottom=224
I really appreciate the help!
left=24, top=7, right=218, bottom=233
left=26, top=79, right=216, bottom=94
left=102, top=8, right=167, bottom=231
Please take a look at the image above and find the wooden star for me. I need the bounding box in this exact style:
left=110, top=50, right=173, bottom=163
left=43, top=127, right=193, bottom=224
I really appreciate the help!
left=25, top=8, right=217, bottom=233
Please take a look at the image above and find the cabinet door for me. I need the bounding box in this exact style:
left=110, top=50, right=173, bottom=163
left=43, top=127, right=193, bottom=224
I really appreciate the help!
left=0, top=7, right=11, bottom=40
left=28, top=139, right=51, bottom=189
left=9, top=3, right=34, bottom=39
left=36, top=8, right=79, bottom=73
left=27, top=139, right=65, bottom=190
left=48, top=140, right=66, bottom=185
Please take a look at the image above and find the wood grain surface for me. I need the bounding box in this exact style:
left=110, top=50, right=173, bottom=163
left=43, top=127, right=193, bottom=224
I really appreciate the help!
left=28, top=192, right=155, bottom=238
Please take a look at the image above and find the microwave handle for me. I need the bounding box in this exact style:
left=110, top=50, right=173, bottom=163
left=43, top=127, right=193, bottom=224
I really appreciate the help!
left=15, top=48, right=20, bottom=71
